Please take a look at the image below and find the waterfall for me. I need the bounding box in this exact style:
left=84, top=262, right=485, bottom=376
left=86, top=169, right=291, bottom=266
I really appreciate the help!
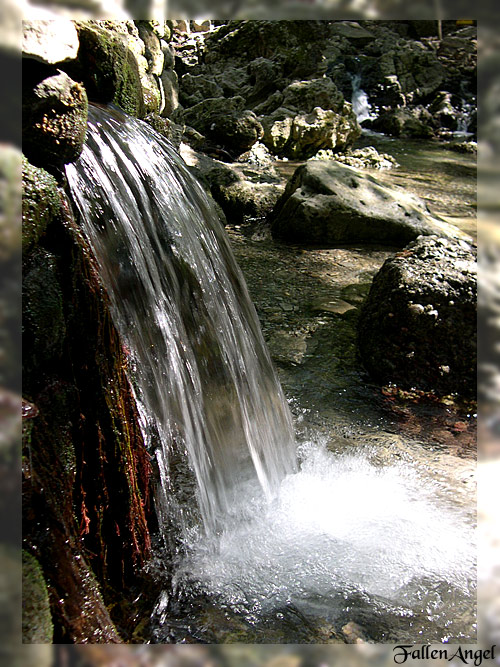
left=66, top=105, right=296, bottom=540
left=351, top=74, right=375, bottom=124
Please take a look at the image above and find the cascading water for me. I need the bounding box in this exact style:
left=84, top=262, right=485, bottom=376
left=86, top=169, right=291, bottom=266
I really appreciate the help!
left=66, top=105, right=296, bottom=540
left=66, top=105, right=476, bottom=643
left=351, top=74, right=375, bottom=124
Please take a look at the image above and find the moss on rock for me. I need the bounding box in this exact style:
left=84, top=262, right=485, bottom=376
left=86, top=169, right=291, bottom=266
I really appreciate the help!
left=22, top=551, right=53, bottom=644
left=75, top=22, right=145, bottom=117
left=22, top=70, right=88, bottom=173
left=22, top=157, right=61, bottom=255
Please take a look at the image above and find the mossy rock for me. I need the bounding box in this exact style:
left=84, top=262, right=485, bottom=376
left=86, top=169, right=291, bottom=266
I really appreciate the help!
left=22, top=70, right=88, bottom=173
left=22, top=157, right=61, bottom=256
left=22, top=248, right=66, bottom=371
left=22, top=551, right=53, bottom=643
left=75, top=22, right=145, bottom=117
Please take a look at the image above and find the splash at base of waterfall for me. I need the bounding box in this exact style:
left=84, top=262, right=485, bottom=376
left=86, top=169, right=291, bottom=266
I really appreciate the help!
left=153, top=436, right=476, bottom=644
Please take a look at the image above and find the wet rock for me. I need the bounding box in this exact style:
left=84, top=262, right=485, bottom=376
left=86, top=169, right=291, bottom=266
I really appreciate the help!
left=270, top=160, right=465, bottom=246
left=261, top=104, right=360, bottom=160
left=22, top=158, right=61, bottom=255
left=22, top=19, right=79, bottom=65
left=267, top=330, right=308, bottom=366
left=22, top=551, right=53, bottom=643
left=22, top=70, right=88, bottom=173
left=357, top=235, right=477, bottom=397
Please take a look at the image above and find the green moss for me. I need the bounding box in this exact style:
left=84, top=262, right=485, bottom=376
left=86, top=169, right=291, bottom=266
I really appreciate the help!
left=22, top=157, right=61, bottom=256
left=76, top=23, right=144, bottom=117
left=22, top=551, right=53, bottom=644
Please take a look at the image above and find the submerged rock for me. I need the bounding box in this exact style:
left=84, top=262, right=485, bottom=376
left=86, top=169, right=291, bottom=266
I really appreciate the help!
left=357, top=235, right=477, bottom=397
left=270, top=160, right=464, bottom=246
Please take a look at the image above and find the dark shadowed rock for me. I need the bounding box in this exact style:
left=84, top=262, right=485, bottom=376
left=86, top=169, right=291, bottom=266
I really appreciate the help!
left=270, top=160, right=466, bottom=246
left=357, top=235, right=477, bottom=397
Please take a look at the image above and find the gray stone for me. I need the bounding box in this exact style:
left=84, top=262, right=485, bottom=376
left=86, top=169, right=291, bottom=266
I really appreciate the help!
left=22, top=20, right=79, bottom=64
left=160, top=69, right=179, bottom=117
left=270, top=160, right=467, bottom=246
left=357, top=235, right=477, bottom=396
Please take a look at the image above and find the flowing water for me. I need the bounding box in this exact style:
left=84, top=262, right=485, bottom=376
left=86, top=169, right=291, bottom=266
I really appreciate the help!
left=351, top=74, right=375, bottom=124
left=67, top=106, right=476, bottom=644
left=66, top=105, right=296, bottom=540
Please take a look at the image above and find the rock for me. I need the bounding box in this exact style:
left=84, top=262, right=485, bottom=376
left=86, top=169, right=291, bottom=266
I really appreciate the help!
left=281, top=78, right=345, bottom=114
left=22, top=19, right=79, bottom=65
left=22, top=158, right=61, bottom=255
left=357, top=235, right=477, bottom=397
left=449, top=140, right=477, bottom=155
left=429, top=90, right=459, bottom=130
left=267, top=330, right=308, bottom=366
left=313, top=146, right=398, bottom=170
left=22, top=70, right=88, bottom=173
left=160, top=69, right=179, bottom=117
left=179, top=73, right=224, bottom=108
left=191, top=19, right=211, bottom=33
left=261, top=105, right=360, bottom=160
left=73, top=22, right=144, bottom=117
left=22, top=551, right=53, bottom=643
left=365, top=106, right=436, bottom=138
left=181, top=146, right=284, bottom=222
left=182, top=96, right=263, bottom=155
left=136, top=21, right=164, bottom=75
left=144, top=113, right=183, bottom=149
left=330, top=21, right=375, bottom=45
left=270, top=160, right=466, bottom=246
left=23, top=248, right=66, bottom=371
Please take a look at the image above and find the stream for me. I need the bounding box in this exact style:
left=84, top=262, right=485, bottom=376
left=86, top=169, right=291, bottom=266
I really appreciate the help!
left=149, top=135, right=477, bottom=644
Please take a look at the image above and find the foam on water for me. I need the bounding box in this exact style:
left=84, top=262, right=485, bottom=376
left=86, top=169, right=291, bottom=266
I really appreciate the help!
left=175, top=438, right=475, bottom=624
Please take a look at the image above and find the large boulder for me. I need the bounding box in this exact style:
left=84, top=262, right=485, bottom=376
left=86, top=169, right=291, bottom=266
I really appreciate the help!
left=357, top=235, right=477, bottom=397
left=22, top=70, right=88, bottom=173
left=22, top=158, right=61, bottom=255
left=261, top=104, right=360, bottom=159
left=269, top=160, right=466, bottom=246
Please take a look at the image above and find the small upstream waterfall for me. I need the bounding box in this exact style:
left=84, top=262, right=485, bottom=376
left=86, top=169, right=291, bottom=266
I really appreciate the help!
left=66, top=105, right=296, bottom=538
left=351, top=74, right=375, bottom=124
